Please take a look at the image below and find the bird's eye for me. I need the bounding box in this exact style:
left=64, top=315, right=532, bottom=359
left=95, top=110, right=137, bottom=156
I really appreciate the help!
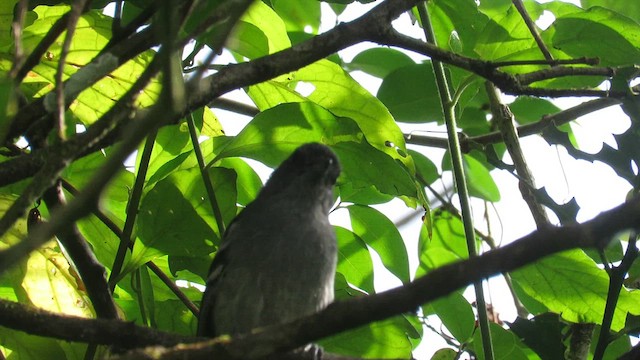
left=27, top=207, right=42, bottom=233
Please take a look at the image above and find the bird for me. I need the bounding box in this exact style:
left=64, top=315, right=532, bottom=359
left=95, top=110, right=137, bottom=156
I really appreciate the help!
left=197, top=142, right=340, bottom=342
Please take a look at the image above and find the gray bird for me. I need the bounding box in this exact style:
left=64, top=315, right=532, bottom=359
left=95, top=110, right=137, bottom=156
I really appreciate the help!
left=197, top=142, right=340, bottom=341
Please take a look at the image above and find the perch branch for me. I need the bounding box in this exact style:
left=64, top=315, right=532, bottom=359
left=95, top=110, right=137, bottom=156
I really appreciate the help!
left=2, top=196, right=639, bottom=357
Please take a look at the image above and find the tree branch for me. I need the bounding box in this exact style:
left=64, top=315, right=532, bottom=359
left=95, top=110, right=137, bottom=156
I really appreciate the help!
left=406, top=97, right=622, bottom=149
left=41, top=183, right=119, bottom=320
left=0, top=298, right=192, bottom=348
left=1, top=0, right=625, bottom=189
left=1, top=196, right=637, bottom=359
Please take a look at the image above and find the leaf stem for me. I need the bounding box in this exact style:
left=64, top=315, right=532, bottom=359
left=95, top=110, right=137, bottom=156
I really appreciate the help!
left=416, top=3, right=495, bottom=359
left=187, top=113, right=226, bottom=236
left=108, top=129, right=157, bottom=290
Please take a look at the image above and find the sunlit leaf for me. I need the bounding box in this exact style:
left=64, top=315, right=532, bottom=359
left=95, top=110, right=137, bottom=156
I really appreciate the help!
left=378, top=62, right=444, bottom=124
left=512, top=249, right=640, bottom=331
left=431, top=292, right=475, bottom=343
left=347, top=205, right=410, bottom=284
left=22, top=6, right=159, bottom=125
left=349, top=48, right=415, bottom=78
left=321, top=316, right=419, bottom=358
left=551, top=6, right=640, bottom=66
left=247, top=60, right=412, bottom=169
left=215, top=102, right=419, bottom=202
left=442, top=152, right=501, bottom=202
left=334, top=226, right=374, bottom=294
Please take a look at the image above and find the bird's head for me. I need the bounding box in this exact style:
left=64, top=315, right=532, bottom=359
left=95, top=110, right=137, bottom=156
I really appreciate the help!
left=261, top=143, right=341, bottom=208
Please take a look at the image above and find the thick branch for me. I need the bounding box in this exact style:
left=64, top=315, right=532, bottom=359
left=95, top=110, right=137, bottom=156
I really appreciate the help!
left=1, top=197, right=633, bottom=359
left=1, top=0, right=624, bottom=189
left=195, top=196, right=640, bottom=359
left=0, top=299, right=192, bottom=348
left=374, top=28, right=623, bottom=98
left=406, top=97, right=622, bottom=149
left=42, top=184, right=119, bottom=320
left=486, top=81, right=549, bottom=228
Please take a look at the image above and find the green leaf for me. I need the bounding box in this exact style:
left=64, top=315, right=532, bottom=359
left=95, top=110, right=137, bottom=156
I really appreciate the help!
left=23, top=244, right=95, bottom=318
left=551, top=6, right=640, bottom=66
left=0, top=328, right=70, bottom=360
left=247, top=59, right=412, bottom=169
left=431, top=292, right=475, bottom=343
left=332, top=141, right=418, bottom=204
left=442, top=152, right=501, bottom=202
left=348, top=48, right=415, bottom=78
left=456, top=107, right=488, bottom=138
left=321, top=316, right=419, bottom=358
left=347, top=205, right=410, bottom=284
left=226, top=21, right=270, bottom=59
left=377, top=62, right=445, bottom=123
left=216, top=101, right=362, bottom=164
left=409, top=149, right=439, bottom=186
left=508, top=314, right=566, bottom=360
left=240, top=1, right=291, bottom=53
left=0, top=76, right=19, bottom=144
left=136, top=265, right=156, bottom=327
left=474, top=3, right=538, bottom=61
left=334, top=226, right=374, bottom=294
left=510, top=97, right=561, bottom=125
left=190, top=107, right=225, bottom=138
left=155, top=299, right=198, bottom=337
left=337, top=182, right=394, bottom=205
left=216, top=102, right=419, bottom=201
left=216, top=158, right=263, bottom=206
left=21, top=6, right=159, bottom=125
left=597, top=327, right=633, bottom=359
left=415, top=247, right=460, bottom=278
left=0, top=1, right=21, bottom=50
left=76, top=215, right=127, bottom=272
left=136, top=167, right=237, bottom=279
left=63, top=151, right=134, bottom=217
left=511, top=249, right=640, bottom=331
left=114, top=257, right=202, bottom=335
left=141, top=124, right=193, bottom=187
left=419, top=210, right=470, bottom=260
left=272, top=0, right=321, bottom=33
left=582, top=0, right=640, bottom=23
left=511, top=277, right=550, bottom=315
left=137, top=178, right=217, bottom=256
left=0, top=194, right=27, bottom=247
left=431, top=348, right=458, bottom=360
left=470, top=322, right=530, bottom=360
left=428, top=0, right=490, bottom=55
left=127, top=256, right=203, bottom=303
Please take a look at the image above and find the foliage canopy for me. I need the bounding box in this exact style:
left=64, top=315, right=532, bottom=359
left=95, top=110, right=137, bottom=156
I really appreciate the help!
left=0, top=0, right=639, bottom=359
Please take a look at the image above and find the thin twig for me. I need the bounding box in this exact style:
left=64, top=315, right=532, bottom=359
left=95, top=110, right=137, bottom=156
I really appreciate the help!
left=406, top=98, right=621, bottom=149
left=512, top=0, right=554, bottom=62
left=485, top=81, right=549, bottom=228
left=9, top=0, right=28, bottom=80
left=593, top=232, right=639, bottom=359
left=417, top=3, right=495, bottom=359
left=108, top=129, right=157, bottom=290
left=491, top=57, right=599, bottom=68
left=187, top=113, right=226, bottom=235
left=55, top=0, right=89, bottom=140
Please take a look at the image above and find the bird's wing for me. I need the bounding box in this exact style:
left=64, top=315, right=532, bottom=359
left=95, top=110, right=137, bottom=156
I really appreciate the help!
left=197, top=218, right=237, bottom=337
